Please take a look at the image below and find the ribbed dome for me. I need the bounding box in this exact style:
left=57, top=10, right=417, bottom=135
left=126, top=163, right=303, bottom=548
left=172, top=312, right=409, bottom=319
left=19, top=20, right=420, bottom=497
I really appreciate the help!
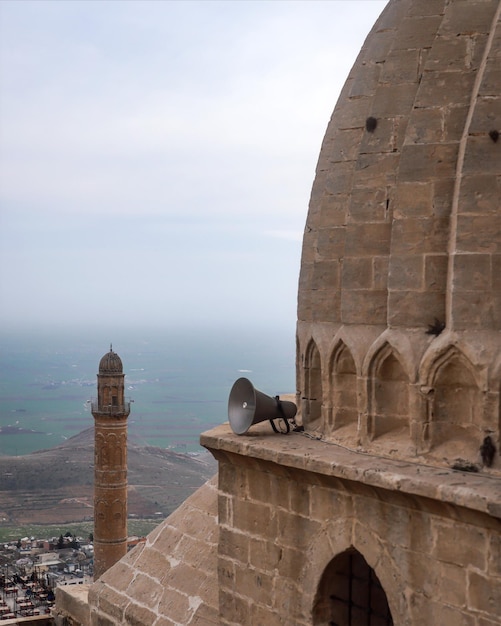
left=99, top=347, right=123, bottom=374
left=295, top=0, right=501, bottom=466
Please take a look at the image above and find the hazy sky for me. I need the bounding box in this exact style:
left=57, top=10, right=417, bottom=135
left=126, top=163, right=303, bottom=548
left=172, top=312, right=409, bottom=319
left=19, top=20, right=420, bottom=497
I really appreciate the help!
left=0, top=0, right=387, bottom=335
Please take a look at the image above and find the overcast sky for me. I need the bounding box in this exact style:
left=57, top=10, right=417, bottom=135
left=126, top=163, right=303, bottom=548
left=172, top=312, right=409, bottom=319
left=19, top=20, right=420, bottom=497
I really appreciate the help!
left=0, top=0, right=387, bottom=335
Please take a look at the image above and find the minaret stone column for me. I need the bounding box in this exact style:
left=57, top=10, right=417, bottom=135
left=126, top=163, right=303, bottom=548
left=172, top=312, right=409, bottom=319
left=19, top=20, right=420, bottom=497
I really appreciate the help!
left=91, top=346, right=130, bottom=580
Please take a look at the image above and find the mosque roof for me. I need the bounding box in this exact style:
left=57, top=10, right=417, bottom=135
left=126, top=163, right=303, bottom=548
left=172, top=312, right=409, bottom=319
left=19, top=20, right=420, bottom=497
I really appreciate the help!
left=298, top=0, right=501, bottom=332
left=98, top=346, right=123, bottom=374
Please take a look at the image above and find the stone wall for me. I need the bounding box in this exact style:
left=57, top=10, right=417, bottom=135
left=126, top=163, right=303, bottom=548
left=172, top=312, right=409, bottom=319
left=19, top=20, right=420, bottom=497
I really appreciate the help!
left=205, top=427, right=501, bottom=626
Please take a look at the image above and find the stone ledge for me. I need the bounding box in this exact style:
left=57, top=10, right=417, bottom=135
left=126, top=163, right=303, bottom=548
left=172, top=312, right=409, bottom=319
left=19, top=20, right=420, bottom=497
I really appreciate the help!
left=54, top=584, right=90, bottom=626
left=201, top=423, right=501, bottom=519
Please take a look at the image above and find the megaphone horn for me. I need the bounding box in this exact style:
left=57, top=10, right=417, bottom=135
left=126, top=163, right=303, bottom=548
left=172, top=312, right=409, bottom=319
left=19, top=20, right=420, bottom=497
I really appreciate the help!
left=228, top=377, right=297, bottom=435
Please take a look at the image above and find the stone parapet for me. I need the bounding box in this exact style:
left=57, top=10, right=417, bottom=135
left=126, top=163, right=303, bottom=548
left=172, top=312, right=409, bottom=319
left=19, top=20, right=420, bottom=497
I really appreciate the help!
left=202, top=423, right=501, bottom=625
left=201, top=423, right=501, bottom=520
left=54, top=585, right=90, bottom=626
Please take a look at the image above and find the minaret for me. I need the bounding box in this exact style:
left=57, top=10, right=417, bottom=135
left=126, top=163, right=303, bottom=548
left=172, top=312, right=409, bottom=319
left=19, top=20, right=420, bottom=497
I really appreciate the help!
left=91, top=346, right=130, bottom=580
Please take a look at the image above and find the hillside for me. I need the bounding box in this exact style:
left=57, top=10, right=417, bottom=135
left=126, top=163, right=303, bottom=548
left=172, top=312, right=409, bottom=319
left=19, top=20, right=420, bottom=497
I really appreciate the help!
left=0, top=428, right=217, bottom=525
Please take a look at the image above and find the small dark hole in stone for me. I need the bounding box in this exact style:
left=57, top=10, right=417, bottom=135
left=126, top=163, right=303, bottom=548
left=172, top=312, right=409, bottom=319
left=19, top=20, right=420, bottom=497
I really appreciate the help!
left=489, top=129, right=499, bottom=143
left=365, top=116, right=377, bottom=132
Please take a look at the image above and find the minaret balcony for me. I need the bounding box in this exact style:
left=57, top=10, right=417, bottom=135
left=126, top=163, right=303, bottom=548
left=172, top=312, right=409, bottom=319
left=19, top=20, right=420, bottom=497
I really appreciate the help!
left=91, top=399, right=131, bottom=417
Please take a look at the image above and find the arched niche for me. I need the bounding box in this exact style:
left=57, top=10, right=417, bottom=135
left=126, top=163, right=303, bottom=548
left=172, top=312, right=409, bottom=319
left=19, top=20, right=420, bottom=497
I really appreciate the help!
left=429, top=348, right=482, bottom=448
left=313, top=547, right=393, bottom=626
left=330, top=343, right=358, bottom=433
left=370, top=346, right=409, bottom=440
left=303, top=339, right=323, bottom=430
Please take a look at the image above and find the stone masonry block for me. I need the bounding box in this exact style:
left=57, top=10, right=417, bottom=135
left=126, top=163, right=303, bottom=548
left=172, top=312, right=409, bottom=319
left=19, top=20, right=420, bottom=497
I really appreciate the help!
left=248, top=536, right=282, bottom=571
left=275, top=545, right=305, bottom=579
left=232, top=498, right=276, bottom=537
left=380, top=48, right=420, bottom=83
left=434, top=520, right=487, bottom=570
left=432, top=177, right=455, bottom=218
left=416, top=70, right=475, bottom=107
left=391, top=216, right=449, bottom=255
left=373, top=256, right=389, bottom=290
left=435, top=605, right=476, bottom=626
left=456, top=215, right=501, bottom=253
left=458, top=174, right=500, bottom=214
left=134, top=546, right=171, bottom=584
left=324, top=128, right=363, bottom=163
left=150, top=524, right=184, bottom=556
left=249, top=603, right=284, bottom=626
left=388, top=290, right=445, bottom=328
left=341, top=289, right=388, bottom=325
left=424, top=254, right=448, bottom=291
left=359, top=117, right=401, bottom=155
left=218, top=461, right=246, bottom=496
left=219, top=527, right=249, bottom=563
left=345, top=222, right=392, bottom=257
left=93, top=615, right=116, bottom=626
left=451, top=289, right=495, bottom=330
left=324, top=162, right=355, bottom=196
left=469, top=97, right=501, bottom=133
left=289, top=479, right=311, bottom=517
left=316, top=227, right=346, bottom=260
left=354, top=152, right=399, bottom=186
left=468, top=570, right=501, bottom=615
left=94, top=587, right=128, bottom=623
left=348, top=187, right=388, bottom=222
left=463, top=132, right=501, bottom=176
left=406, top=107, right=447, bottom=144
left=309, top=484, right=352, bottom=522
left=123, top=602, right=158, bottom=626
left=191, top=604, right=220, bottom=626
left=311, top=288, right=342, bottom=323
left=479, top=64, right=501, bottom=97
left=391, top=547, right=438, bottom=598
left=452, top=253, right=491, bottom=291
left=492, top=255, right=501, bottom=293
left=311, top=260, right=341, bottom=290
left=437, top=561, right=468, bottom=609
left=331, top=95, right=372, bottom=131
left=349, top=63, right=381, bottom=98
left=392, top=182, right=434, bottom=218
left=342, top=257, right=373, bottom=289
left=398, top=143, right=458, bottom=182
left=408, top=0, right=446, bottom=18
left=157, top=587, right=192, bottom=625
left=425, top=34, right=482, bottom=71
left=392, top=15, right=443, bottom=50
left=441, top=1, right=497, bottom=35
left=165, top=562, right=212, bottom=598
left=388, top=255, right=424, bottom=290
left=219, top=588, right=250, bottom=626
left=126, top=572, right=163, bottom=609
left=235, top=565, right=274, bottom=607
left=317, top=194, right=349, bottom=227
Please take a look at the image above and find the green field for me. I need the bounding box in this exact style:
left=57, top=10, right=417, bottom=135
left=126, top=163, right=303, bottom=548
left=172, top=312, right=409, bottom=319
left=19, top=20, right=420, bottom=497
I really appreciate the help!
left=0, top=519, right=161, bottom=543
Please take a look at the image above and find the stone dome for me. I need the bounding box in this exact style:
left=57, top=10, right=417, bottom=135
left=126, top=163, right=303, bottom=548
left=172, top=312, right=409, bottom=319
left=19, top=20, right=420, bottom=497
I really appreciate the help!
left=296, top=0, right=501, bottom=468
left=99, top=346, right=123, bottom=374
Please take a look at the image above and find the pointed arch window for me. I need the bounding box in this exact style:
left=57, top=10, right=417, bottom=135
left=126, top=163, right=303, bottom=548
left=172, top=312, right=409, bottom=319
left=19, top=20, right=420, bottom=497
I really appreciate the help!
left=304, top=341, right=323, bottom=428
left=313, top=548, right=393, bottom=626
left=331, top=343, right=358, bottom=432
left=370, top=347, right=409, bottom=440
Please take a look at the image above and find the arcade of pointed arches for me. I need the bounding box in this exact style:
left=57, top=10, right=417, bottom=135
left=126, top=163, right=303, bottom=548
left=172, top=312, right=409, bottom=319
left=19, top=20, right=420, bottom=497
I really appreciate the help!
left=297, top=330, right=500, bottom=464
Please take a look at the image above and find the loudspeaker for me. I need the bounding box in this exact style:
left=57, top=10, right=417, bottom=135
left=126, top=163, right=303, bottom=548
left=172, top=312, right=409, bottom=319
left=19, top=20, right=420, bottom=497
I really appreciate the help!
left=228, top=377, right=297, bottom=435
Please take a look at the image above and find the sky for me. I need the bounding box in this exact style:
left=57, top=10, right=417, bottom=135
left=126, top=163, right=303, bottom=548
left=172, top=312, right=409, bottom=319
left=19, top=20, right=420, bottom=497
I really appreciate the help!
left=0, top=0, right=387, bottom=335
